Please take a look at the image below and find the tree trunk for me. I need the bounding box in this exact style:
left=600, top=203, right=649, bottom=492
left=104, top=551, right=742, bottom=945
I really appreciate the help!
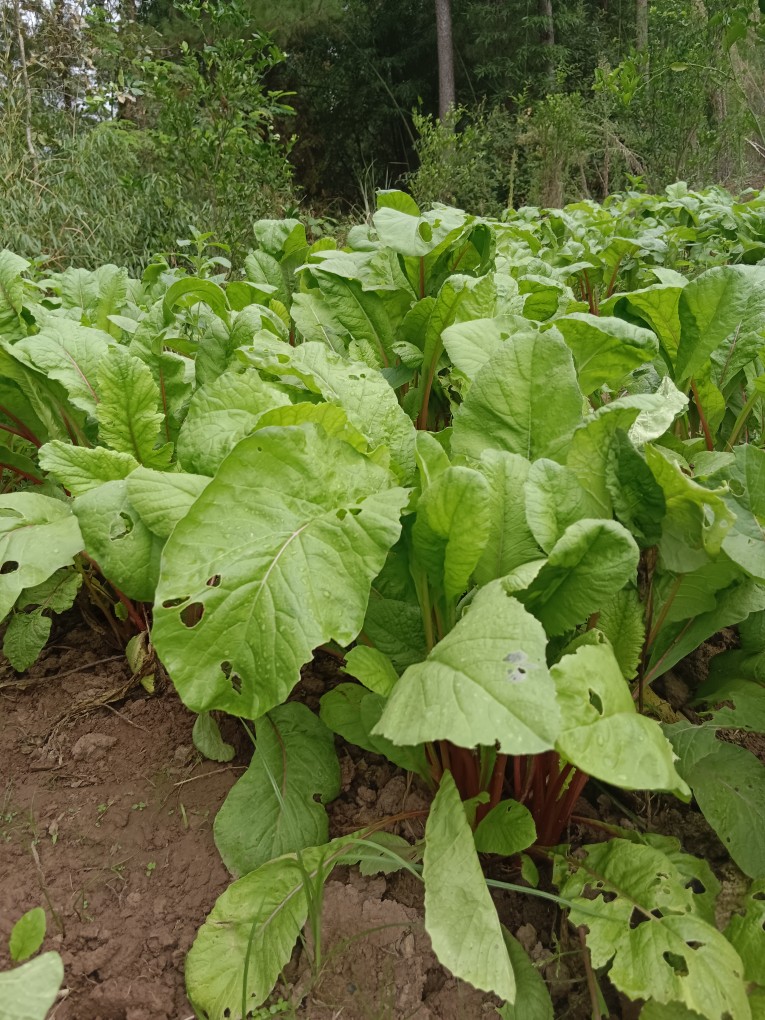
left=435, top=0, right=455, bottom=121
left=636, top=0, right=648, bottom=52
left=538, top=0, right=555, bottom=82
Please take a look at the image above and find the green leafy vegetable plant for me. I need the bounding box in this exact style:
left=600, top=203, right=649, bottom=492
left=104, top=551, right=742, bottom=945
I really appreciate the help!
left=2, top=185, right=765, bottom=1017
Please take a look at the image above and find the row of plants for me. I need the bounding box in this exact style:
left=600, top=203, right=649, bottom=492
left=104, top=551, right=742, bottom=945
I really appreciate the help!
left=1, top=185, right=764, bottom=1018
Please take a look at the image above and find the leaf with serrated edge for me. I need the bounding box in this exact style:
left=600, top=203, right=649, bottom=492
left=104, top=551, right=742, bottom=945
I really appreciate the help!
left=152, top=425, right=407, bottom=719
left=214, top=704, right=340, bottom=877
left=375, top=581, right=559, bottom=754
left=97, top=345, right=170, bottom=466
left=725, top=879, right=765, bottom=984
left=424, top=772, right=516, bottom=1001
left=38, top=442, right=138, bottom=496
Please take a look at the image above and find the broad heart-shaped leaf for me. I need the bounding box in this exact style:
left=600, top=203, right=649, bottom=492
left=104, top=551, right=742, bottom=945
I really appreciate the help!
left=12, top=321, right=115, bottom=415
left=320, top=682, right=428, bottom=776
left=496, top=928, right=554, bottom=1020
left=452, top=331, right=584, bottom=463
left=152, top=425, right=407, bottom=719
left=696, top=674, right=765, bottom=731
left=524, top=459, right=602, bottom=554
left=555, top=313, right=659, bottom=393
left=474, top=450, right=541, bottom=584
left=186, top=837, right=352, bottom=1018
left=214, top=703, right=340, bottom=878
left=567, top=406, right=641, bottom=518
left=9, top=907, right=46, bottom=963
left=126, top=468, right=210, bottom=539
left=38, top=442, right=138, bottom=496
left=176, top=369, right=292, bottom=476
left=96, top=344, right=171, bottom=467
left=375, top=581, right=560, bottom=754
left=725, top=879, right=765, bottom=984
left=424, top=772, right=516, bottom=1002
left=441, top=316, right=531, bottom=381
left=558, top=839, right=750, bottom=1020
left=518, top=519, right=640, bottom=636
left=2, top=613, right=52, bottom=672
left=473, top=800, right=536, bottom=856
left=73, top=480, right=163, bottom=603
left=551, top=642, right=689, bottom=798
left=412, top=465, right=491, bottom=601
left=240, top=340, right=416, bottom=482
left=0, top=493, right=83, bottom=621
left=676, top=264, right=765, bottom=384
left=0, top=952, right=64, bottom=1020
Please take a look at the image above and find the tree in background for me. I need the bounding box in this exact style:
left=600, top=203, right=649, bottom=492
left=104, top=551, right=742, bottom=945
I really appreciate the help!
left=2, top=0, right=765, bottom=267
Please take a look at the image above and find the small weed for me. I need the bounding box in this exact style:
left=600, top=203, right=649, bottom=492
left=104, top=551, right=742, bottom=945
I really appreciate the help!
left=146, top=860, right=156, bottom=877
left=131, top=801, right=147, bottom=812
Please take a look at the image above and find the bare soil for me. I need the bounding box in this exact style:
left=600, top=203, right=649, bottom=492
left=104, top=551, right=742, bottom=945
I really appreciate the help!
left=0, top=617, right=747, bottom=1020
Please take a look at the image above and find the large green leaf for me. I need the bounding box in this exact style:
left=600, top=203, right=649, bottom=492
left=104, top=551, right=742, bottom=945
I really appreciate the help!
left=552, top=642, right=689, bottom=798
left=412, top=465, right=491, bottom=600
left=38, top=442, right=138, bottom=496
left=152, top=425, right=407, bottom=718
left=0, top=493, right=83, bottom=620
left=424, top=772, right=516, bottom=1001
left=519, top=519, right=639, bottom=636
left=214, top=703, right=340, bottom=877
left=186, top=839, right=350, bottom=1018
left=320, top=682, right=428, bottom=776
left=0, top=953, right=64, bottom=1020
left=125, top=467, right=209, bottom=539
left=12, top=322, right=115, bottom=415
left=676, top=265, right=765, bottom=383
left=556, top=313, right=659, bottom=393
left=240, top=341, right=416, bottom=482
left=524, top=459, right=602, bottom=554
left=452, top=331, right=584, bottom=463
left=73, top=480, right=163, bottom=602
left=474, top=450, right=541, bottom=584
left=96, top=345, right=171, bottom=466
left=558, top=839, right=750, bottom=1019
left=671, top=734, right=765, bottom=880
left=375, top=581, right=560, bottom=754
left=605, top=282, right=684, bottom=363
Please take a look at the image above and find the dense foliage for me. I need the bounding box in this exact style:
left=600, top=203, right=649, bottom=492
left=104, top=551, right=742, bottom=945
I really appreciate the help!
left=1, top=185, right=764, bottom=1017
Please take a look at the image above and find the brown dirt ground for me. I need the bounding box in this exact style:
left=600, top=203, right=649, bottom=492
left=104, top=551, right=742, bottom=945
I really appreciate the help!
left=0, top=617, right=750, bottom=1020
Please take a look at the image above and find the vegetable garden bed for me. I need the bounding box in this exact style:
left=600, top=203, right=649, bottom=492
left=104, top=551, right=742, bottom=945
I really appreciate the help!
left=1, top=184, right=764, bottom=1019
